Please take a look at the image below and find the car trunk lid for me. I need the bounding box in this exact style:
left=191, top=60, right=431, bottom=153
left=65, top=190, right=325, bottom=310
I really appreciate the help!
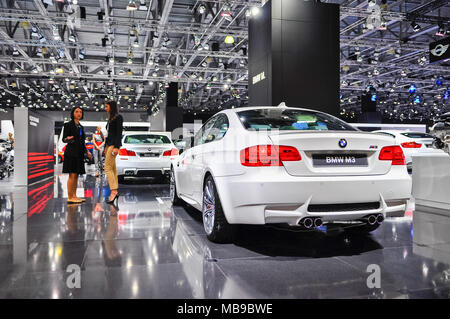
left=122, top=144, right=173, bottom=159
left=268, top=131, right=396, bottom=176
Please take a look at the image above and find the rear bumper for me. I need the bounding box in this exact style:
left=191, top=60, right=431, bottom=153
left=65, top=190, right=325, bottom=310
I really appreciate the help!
left=116, top=157, right=171, bottom=176
left=214, top=167, right=412, bottom=225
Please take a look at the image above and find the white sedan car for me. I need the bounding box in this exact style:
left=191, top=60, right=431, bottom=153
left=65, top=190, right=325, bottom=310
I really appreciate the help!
left=170, top=106, right=412, bottom=243
left=116, top=132, right=178, bottom=183
left=373, top=130, right=443, bottom=172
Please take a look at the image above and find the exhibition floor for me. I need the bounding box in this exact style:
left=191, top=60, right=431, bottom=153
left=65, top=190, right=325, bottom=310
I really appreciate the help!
left=0, top=167, right=449, bottom=299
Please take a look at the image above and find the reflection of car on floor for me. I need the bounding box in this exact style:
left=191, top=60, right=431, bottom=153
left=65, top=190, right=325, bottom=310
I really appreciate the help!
left=170, top=105, right=412, bottom=243
left=116, top=132, right=179, bottom=183
left=116, top=195, right=172, bottom=232
left=373, top=130, right=445, bottom=173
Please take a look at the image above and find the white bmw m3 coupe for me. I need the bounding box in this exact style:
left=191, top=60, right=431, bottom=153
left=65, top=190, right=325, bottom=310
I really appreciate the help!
left=170, top=106, right=412, bottom=243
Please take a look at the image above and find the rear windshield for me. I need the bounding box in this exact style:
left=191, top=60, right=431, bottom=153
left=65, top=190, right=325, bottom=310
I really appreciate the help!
left=237, top=108, right=357, bottom=131
left=401, top=132, right=434, bottom=139
left=124, top=134, right=171, bottom=144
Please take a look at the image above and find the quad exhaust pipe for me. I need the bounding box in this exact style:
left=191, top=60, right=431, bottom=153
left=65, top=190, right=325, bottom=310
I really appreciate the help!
left=362, top=214, right=384, bottom=225
left=299, top=214, right=384, bottom=229
left=300, top=217, right=323, bottom=229
left=376, top=214, right=384, bottom=224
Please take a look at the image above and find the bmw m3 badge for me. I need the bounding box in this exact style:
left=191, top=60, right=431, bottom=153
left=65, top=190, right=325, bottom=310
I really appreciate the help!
left=338, top=139, right=347, bottom=148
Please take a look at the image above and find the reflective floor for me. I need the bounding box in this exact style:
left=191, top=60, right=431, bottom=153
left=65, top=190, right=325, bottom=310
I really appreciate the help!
left=0, top=166, right=450, bottom=299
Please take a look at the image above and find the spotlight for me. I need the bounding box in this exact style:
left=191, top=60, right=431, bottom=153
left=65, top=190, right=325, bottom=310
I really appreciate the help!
left=436, top=23, right=445, bottom=37
left=198, top=4, right=206, bottom=14
left=220, top=4, right=232, bottom=21
left=378, top=19, right=387, bottom=31
left=413, top=95, right=422, bottom=104
left=370, top=94, right=377, bottom=102
left=126, top=0, right=137, bottom=11
left=224, top=35, right=234, bottom=44
left=52, top=25, right=61, bottom=40
left=411, top=21, right=421, bottom=32
left=250, top=6, right=260, bottom=16
left=138, top=0, right=147, bottom=10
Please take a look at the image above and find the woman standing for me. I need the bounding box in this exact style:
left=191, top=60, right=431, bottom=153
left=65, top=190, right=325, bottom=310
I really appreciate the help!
left=63, top=107, right=93, bottom=203
left=104, top=100, right=123, bottom=204
left=92, top=126, right=105, bottom=177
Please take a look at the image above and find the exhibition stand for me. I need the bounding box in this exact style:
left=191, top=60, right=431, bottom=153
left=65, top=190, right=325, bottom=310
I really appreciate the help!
left=412, top=153, right=450, bottom=211
left=411, top=153, right=450, bottom=265
left=14, top=107, right=55, bottom=186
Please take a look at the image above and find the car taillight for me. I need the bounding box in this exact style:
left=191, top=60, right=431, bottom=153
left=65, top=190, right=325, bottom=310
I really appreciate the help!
left=118, top=148, right=136, bottom=156
left=163, top=148, right=179, bottom=156
left=401, top=142, right=422, bottom=148
left=378, top=146, right=406, bottom=165
left=240, top=145, right=301, bottom=167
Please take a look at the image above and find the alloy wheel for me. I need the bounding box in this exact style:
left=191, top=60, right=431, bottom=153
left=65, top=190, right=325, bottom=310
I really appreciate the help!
left=203, top=179, right=215, bottom=235
left=169, top=169, right=175, bottom=202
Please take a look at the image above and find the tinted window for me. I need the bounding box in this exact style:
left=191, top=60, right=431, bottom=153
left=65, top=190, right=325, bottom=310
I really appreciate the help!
left=401, top=132, right=434, bottom=139
left=124, top=134, right=171, bottom=144
left=237, top=108, right=356, bottom=131
left=209, top=114, right=229, bottom=141
left=194, top=117, right=216, bottom=147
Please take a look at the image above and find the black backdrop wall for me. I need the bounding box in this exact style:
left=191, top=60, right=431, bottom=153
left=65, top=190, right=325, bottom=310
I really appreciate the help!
left=166, top=82, right=183, bottom=132
left=248, top=0, right=340, bottom=116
